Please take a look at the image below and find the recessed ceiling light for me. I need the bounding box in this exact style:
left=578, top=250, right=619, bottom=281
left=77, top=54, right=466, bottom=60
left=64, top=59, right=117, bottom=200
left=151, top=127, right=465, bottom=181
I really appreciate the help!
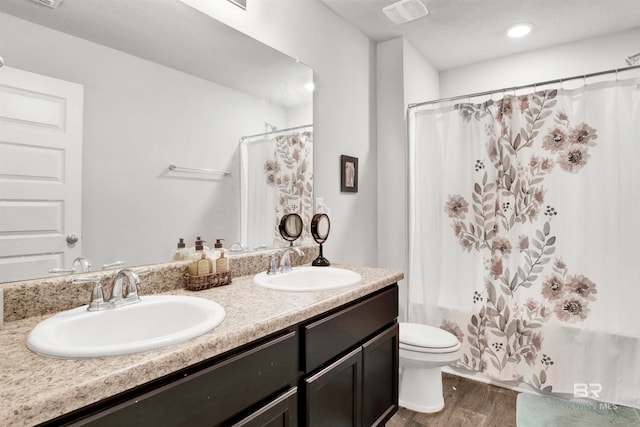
left=506, top=22, right=533, bottom=38
left=305, top=82, right=315, bottom=92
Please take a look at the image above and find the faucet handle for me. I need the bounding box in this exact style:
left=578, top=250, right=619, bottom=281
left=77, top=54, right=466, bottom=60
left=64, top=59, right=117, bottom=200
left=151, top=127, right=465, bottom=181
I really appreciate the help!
left=133, top=268, right=151, bottom=276
left=48, top=267, right=76, bottom=274
left=72, top=277, right=104, bottom=311
left=263, top=253, right=278, bottom=275
left=102, top=260, right=124, bottom=270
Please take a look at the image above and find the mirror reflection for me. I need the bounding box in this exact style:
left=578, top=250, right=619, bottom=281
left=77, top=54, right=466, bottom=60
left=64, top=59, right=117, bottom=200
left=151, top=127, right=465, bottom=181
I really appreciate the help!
left=0, top=0, right=313, bottom=283
left=241, top=126, right=313, bottom=250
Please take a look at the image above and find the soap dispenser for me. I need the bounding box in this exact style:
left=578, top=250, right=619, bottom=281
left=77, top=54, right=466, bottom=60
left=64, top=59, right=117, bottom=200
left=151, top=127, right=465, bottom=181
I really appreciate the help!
left=189, top=239, right=215, bottom=276
left=190, top=236, right=210, bottom=253
left=214, top=239, right=229, bottom=273
left=172, top=238, right=191, bottom=261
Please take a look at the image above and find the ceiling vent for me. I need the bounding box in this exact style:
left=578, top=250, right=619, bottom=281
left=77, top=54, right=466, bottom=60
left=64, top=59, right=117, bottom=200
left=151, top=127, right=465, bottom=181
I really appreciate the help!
left=383, top=0, right=428, bottom=24
left=29, top=0, right=64, bottom=9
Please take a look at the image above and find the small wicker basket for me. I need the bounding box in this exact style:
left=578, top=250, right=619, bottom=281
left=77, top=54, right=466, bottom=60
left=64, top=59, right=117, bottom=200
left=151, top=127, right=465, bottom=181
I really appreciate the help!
left=184, top=271, right=232, bottom=291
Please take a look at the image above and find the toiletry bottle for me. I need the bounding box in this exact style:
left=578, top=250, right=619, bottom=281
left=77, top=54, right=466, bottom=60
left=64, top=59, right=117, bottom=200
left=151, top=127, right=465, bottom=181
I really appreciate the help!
left=196, top=252, right=211, bottom=276
left=187, top=240, right=201, bottom=276
left=213, top=239, right=227, bottom=254
left=189, top=239, right=215, bottom=275
left=216, top=251, right=228, bottom=274
left=172, top=238, right=190, bottom=261
left=214, top=239, right=228, bottom=274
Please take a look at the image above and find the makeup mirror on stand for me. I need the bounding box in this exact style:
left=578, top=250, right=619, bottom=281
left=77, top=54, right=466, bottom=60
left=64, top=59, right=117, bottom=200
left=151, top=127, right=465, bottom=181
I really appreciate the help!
left=310, top=213, right=331, bottom=266
left=279, top=213, right=303, bottom=245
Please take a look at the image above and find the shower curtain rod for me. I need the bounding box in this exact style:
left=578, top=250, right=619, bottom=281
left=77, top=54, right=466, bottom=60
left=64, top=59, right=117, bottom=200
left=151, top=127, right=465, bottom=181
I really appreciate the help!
left=240, top=123, right=312, bottom=141
left=407, top=64, right=640, bottom=110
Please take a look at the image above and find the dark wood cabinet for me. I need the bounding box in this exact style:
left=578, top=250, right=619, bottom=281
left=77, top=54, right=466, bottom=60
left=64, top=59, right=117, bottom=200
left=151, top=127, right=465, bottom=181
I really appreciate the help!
left=302, top=286, right=399, bottom=427
left=305, top=347, right=363, bottom=427
left=302, top=323, right=398, bottom=427
left=42, top=284, right=398, bottom=427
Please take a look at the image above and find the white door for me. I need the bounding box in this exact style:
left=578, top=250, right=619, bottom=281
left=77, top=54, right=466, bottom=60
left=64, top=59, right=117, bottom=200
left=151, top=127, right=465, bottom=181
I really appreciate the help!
left=0, top=66, right=83, bottom=282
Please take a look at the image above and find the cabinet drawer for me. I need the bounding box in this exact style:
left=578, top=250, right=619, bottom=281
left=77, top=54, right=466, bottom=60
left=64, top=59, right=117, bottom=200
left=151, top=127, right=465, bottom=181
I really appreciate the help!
left=303, top=285, right=398, bottom=372
left=73, top=331, right=298, bottom=427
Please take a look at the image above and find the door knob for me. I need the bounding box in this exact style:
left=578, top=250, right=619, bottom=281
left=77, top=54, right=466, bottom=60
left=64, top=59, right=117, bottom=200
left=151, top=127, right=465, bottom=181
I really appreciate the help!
left=66, top=234, right=79, bottom=244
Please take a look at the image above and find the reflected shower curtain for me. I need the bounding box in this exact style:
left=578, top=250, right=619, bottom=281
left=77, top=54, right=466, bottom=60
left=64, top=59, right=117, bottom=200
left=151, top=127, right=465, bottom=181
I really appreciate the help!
left=408, top=78, right=640, bottom=407
left=240, top=126, right=313, bottom=250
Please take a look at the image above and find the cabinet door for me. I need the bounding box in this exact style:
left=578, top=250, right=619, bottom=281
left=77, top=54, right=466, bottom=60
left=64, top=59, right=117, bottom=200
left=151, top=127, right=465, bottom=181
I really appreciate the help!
left=362, top=324, right=399, bottom=427
left=304, top=348, right=362, bottom=427
left=232, top=388, right=297, bottom=427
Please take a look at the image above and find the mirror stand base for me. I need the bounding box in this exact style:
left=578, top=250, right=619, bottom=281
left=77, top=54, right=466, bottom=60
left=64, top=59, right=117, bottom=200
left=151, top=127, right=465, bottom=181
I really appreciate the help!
left=312, top=244, right=330, bottom=267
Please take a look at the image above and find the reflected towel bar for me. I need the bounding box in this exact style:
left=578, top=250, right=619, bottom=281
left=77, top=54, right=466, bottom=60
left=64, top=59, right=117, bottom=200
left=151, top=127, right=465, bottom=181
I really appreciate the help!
left=168, top=164, right=231, bottom=176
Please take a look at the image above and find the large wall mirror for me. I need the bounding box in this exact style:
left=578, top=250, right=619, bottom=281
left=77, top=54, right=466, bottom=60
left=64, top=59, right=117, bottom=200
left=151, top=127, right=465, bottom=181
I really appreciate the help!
left=0, top=0, right=313, bottom=283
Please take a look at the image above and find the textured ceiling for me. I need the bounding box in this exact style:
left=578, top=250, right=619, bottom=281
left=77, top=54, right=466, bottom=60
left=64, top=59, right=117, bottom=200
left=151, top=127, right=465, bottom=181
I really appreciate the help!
left=321, top=0, right=640, bottom=70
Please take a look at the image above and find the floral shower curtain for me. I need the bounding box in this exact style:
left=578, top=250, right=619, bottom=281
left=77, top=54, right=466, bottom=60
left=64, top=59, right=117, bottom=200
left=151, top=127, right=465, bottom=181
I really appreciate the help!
left=240, top=126, right=313, bottom=250
left=407, top=77, right=640, bottom=407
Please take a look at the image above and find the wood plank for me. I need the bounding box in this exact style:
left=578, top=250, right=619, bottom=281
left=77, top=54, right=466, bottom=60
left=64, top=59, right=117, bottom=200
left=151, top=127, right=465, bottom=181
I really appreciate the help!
left=389, top=373, right=517, bottom=426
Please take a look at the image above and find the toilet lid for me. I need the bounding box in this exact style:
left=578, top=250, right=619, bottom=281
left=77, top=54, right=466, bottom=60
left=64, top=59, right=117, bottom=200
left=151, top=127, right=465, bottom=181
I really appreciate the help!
left=400, top=322, right=460, bottom=349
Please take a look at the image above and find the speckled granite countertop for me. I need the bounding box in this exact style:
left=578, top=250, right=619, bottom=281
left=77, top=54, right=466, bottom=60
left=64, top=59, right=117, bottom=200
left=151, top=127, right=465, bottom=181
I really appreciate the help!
left=0, top=264, right=402, bottom=427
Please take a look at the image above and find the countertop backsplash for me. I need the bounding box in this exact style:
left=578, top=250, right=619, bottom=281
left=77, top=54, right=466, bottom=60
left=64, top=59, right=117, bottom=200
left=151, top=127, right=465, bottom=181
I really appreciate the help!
left=1, top=245, right=319, bottom=323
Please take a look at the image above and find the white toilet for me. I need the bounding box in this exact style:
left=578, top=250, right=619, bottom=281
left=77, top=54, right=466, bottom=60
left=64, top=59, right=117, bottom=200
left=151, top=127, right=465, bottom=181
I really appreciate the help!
left=399, top=322, right=462, bottom=413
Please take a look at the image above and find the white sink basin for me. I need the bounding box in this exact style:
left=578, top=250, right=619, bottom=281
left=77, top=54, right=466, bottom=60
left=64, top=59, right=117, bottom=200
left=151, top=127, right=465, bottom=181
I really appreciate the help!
left=254, top=266, right=361, bottom=292
left=27, top=295, right=225, bottom=359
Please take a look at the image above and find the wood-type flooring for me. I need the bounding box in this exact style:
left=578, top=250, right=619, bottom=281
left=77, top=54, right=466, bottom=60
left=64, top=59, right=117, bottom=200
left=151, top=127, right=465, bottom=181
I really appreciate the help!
left=387, top=372, right=518, bottom=427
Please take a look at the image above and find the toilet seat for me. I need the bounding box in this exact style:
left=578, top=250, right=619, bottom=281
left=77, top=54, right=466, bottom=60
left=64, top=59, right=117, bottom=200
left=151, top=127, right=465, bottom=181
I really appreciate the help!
left=400, top=322, right=461, bottom=353
left=400, top=341, right=461, bottom=354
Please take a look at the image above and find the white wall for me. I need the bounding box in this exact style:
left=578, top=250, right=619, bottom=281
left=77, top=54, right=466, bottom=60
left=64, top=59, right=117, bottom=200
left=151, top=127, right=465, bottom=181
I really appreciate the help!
left=440, top=28, right=640, bottom=98
left=0, top=12, right=295, bottom=269
left=403, top=41, right=440, bottom=107
left=181, top=0, right=378, bottom=266
left=377, top=38, right=439, bottom=320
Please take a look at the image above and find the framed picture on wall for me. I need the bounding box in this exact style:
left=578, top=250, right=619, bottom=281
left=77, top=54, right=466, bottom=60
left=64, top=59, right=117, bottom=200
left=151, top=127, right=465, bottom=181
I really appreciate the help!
left=340, top=155, right=358, bottom=193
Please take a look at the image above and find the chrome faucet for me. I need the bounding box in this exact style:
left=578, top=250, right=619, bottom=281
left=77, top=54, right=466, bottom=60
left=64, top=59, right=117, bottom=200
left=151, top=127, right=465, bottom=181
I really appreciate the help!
left=72, top=268, right=150, bottom=311
left=48, top=257, right=92, bottom=274
left=110, top=269, right=144, bottom=307
left=278, top=246, right=304, bottom=273
left=263, top=246, right=305, bottom=275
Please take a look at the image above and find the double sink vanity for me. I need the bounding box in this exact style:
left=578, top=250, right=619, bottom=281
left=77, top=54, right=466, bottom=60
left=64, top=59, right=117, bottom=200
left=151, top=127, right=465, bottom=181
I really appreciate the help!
left=0, top=246, right=402, bottom=426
